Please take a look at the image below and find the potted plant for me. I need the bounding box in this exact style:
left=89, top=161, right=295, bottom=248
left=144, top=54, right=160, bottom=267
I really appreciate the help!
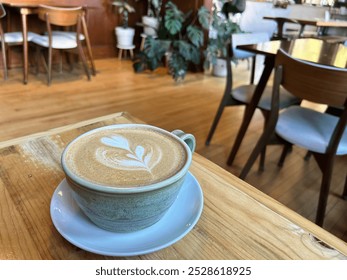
left=112, top=0, right=136, bottom=47
left=133, top=1, right=210, bottom=81
left=139, top=0, right=163, bottom=36
left=204, top=0, right=242, bottom=77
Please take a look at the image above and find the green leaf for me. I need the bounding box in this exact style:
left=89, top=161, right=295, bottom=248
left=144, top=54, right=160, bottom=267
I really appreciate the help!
left=176, top=40, right=192, bottom=61
left=152, top=0, right=160, bottom=9
left=164, top=1, right=184, bottom=35
left=187, top=25, right=204, bottom=48
left=190, top=46, right=200, bottom=65
left=165, top=18, right=182, bottom=35
left=197, top=6, right=210, bottom=30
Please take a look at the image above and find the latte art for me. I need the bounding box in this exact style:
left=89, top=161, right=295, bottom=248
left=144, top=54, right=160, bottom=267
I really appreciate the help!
left=96, top=135, right=161, bottom=174
left=63, top=126, right=187, bottom=187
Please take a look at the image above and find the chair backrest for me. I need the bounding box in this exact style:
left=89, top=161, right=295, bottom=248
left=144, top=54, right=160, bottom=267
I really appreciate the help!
left=274, top=48, right=347, bottom=108
left=0, top=3, right=6, bottom=19
left=0, top=3, right=5, bottom=39
left=37, top=5, right=83, bottom=27
left=273, top=48, right=347, bottom=156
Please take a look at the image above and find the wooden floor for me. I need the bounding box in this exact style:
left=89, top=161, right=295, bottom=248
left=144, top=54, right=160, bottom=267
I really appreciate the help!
left=0, top=58, right=346, bottom=244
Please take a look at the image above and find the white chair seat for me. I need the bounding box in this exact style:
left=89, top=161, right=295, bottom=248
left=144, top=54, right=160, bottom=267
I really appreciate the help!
left=50, top=31, right=85, bottom=41
left=32, top=34, right=77, bottom=49
left=232, top=85, right=299, bottom=111
left=3, top=31, right=39, bottom=43
left=276, top=106, right=347, bottom=155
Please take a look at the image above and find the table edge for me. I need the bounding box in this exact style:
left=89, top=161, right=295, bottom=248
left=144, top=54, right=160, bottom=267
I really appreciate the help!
left=0, top=111, right=143, bottom=149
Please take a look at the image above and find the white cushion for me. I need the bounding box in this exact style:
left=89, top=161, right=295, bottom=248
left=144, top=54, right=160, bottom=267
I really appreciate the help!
left=276, top=106, right=347, bottom=155
left=231, top=85, right=299, bottom=111
left=3, top=31, right=39, bottom=43
left=32, top=34, right=77, bottom=49
left=50, top=31, right=85, bottom=41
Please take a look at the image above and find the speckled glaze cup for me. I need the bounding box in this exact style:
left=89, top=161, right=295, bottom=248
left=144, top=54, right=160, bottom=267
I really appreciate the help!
left=61, top=124, right=195, bottom=233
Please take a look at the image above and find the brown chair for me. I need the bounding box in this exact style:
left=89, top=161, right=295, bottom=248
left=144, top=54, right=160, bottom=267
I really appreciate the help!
left=31, top=5, right=91, bottom=85
left=205, top=42, right=299, bottom=170
left=47, top=8, right=96, bottom=76
left=240, top=49, right=347, bottom=227
left=0, top=3, right=39, bottom=80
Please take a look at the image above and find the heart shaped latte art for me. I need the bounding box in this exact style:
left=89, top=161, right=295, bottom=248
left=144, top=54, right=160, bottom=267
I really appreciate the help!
left=95, top=135, right=162, bottom=174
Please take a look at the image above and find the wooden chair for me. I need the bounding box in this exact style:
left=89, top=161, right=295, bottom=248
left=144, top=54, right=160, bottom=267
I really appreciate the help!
left=240, top=49, right=347, bottom=227
left=0, top=3, right=38, bottom=80
left=31, top=5, right=91, bottom=85
left=47, top=8, right=96, bottom=76
left=205, top=42, right=300, bottom=170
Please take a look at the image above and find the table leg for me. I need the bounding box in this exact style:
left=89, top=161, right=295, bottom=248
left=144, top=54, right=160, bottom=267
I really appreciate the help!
left=21, top=12, right=28, bottom=84
left=227, top=55, right=275, bottom=167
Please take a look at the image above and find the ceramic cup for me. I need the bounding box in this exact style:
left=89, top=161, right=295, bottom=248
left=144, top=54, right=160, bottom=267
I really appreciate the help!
left=61, top=124, right=195, bottom=232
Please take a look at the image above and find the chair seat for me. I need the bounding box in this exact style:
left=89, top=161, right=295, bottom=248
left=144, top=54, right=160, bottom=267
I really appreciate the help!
left=276, top=106, right=347, bottom=155
left=3, top=31, right=39, bottom=43
left=32, top=34, right=77, bottom=49
left=231, top=85, right=299, bottom=111
left=50, top=31, right=85, bottom=40
left=233, top=49, right=255, bottom=59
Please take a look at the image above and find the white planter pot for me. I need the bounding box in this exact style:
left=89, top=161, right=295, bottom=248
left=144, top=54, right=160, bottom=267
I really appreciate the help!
left=115, top=27, right=135, bottom=47
left=212, top=58, right=227, bottom=77
left=142, top=16, right=159, bottom=37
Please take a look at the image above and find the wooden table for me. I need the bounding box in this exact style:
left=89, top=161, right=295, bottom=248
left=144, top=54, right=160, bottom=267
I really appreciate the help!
left=2, top=0, right=94, bottom=84
left=264, top=16, right=347, bottom=28
left=0, top=111, right=346, bottom=259
left=228, top=38, right=347, bottom=176
left=264, top=16, right=347, bottom=39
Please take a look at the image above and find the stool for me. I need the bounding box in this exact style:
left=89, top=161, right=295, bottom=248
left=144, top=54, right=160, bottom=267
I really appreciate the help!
left=140, top=33, right=157, bottom=50
left=117, top=44, right=135, bottom=60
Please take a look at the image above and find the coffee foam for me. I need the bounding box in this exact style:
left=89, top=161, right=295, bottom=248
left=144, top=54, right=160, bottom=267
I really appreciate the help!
left=64, top=126, right=187, bottom=187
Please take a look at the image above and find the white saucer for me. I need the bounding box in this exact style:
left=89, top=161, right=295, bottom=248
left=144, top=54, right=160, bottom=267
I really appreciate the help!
left=50, top=172, right=203, bottom=256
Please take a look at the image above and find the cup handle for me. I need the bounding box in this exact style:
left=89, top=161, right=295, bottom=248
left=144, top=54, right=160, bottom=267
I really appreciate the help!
left=171, top=130, right=196, bottom=153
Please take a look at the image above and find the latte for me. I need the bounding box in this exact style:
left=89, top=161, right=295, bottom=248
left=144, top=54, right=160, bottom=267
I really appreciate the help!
left=63, top=125, right=187, bottom=187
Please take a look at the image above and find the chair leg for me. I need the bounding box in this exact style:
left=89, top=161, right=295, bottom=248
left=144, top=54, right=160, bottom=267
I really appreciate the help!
left=278, top=144, right=291, bottom=167
left=250, top=56, right=256, bottom=85
left=1, top=39, right=7, bottom=80
left=82, top=15, right=96, bottom=75
left=304, top=151, right=312, bottom=161
left=47, top=47, right=52, bottom=86
left=228, top=56, right=275, bottom=166
left=58, top=50, right=63, bottom=73
left=314, top=153, right=334, bottom=227
left=259, top=146, right=266, bottom=172
left=343, top=175, right=347, bottom=200
left=239, top=116, right=277, bottom=180
left=77, top=42, right=91, bottom=81
left=205, top=91, right=235, bottom=146
left=227, top=108, right=252, bottom=166
left=258, top=110, right=270, bottom=172
left=65, top=52, right=73, bottom=72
